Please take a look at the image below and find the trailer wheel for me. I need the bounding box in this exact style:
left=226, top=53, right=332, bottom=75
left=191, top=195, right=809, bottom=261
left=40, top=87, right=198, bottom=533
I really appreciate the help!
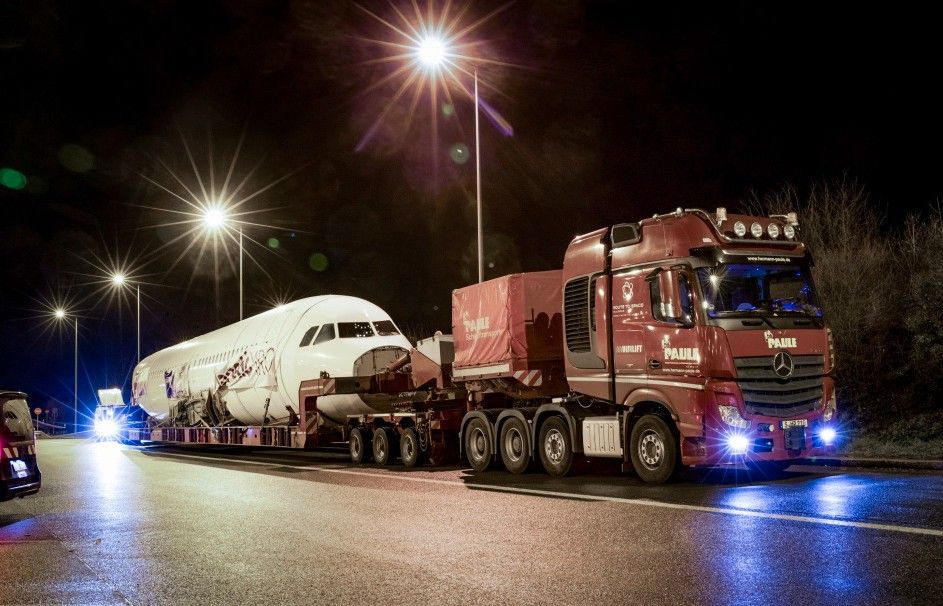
left=500, top=417, right=532, bottom=474
left=400, top=427, right=425, bottom=468
left=464, top=417, right=493, bottom=472
left=349, top=427, right=371, bottom=464
left=629, top=414, right=679, bottom=484
left=538, top=416, right=573, bottom=477
left=373, top=427, right=397, bottom=466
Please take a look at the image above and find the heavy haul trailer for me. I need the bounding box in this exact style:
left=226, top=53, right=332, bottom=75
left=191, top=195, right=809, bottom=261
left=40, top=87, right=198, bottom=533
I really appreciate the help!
left=129, top=208, right=838, bottom=483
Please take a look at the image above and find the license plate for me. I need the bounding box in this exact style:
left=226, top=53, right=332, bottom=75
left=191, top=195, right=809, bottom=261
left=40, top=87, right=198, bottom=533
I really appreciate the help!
left=781, top=419, right=808, bottom=429
left=10, top=459, right=28, bottom=479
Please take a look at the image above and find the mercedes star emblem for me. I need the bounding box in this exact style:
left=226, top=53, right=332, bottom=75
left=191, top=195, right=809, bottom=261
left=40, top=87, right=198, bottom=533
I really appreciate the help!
left=773, top=351, right=794, bottom=378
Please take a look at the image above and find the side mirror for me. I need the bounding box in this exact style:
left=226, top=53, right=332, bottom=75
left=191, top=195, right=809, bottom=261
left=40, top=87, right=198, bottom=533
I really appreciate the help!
left=657, top=270, right=684, bottom=322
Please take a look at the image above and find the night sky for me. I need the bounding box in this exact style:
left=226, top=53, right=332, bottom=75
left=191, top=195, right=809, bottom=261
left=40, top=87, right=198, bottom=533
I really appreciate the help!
left=1, top=1, right=939, bottom=418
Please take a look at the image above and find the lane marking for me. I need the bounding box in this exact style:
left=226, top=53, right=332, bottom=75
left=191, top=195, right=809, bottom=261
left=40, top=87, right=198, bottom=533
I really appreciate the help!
left=139, top=450, right=943, bottom=538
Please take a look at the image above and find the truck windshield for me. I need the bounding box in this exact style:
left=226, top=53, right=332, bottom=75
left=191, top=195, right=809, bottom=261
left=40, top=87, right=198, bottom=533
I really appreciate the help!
left=695, top=264, right=822, bottom=318
left=1, top=397, right=34, bottom=440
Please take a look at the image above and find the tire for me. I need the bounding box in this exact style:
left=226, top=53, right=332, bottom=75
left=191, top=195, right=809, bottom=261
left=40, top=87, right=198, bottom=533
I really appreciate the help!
left=372, top=427, right=397, bottom=466
left=500, top=417, right=532, bottom=474
left=349, top=427, right=371, bottom=464
left=629, top=414, right=679, bottom=484
left=464, top=417, right=494, bottom=472
left=400, top=427, right=425, bottom=469
left=538, top=416, right=573, bottom=477
left=746, top=460, right=790, bottom=478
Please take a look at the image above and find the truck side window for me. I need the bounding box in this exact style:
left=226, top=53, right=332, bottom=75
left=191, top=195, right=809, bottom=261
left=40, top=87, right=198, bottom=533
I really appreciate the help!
left=649, top=279, right=665, bottom=322
left=313, top=324, right=335, bottom=345
left=299, top=326, right=319, bottom=346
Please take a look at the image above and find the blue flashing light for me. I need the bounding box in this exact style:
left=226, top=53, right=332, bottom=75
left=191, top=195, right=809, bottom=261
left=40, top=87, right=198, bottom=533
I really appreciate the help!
left=819, top=427, right=837, bottom=446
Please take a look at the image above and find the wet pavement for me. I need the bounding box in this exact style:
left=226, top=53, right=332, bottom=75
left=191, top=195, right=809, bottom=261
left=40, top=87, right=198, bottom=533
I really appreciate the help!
left=1, top=439, right=942, bottom=605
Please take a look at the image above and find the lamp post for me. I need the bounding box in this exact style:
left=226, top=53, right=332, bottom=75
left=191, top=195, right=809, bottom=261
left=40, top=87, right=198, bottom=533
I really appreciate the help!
left=202, top=206, right=244, bottom=320
left=54, top=308, right=79, bottom=433
left=110, top=273, right=141, bottom=363
left=416, top=36, right=485, bottom=283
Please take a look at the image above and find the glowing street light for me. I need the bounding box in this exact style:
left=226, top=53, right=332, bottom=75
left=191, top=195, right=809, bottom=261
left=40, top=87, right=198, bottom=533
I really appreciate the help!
left=357, top=3, right=514, bottom=284
left=52, top=308, right=79, bottom=433
left=201, top=205, right=245, bottom=320
left=109, top=272, right=142, bottom=363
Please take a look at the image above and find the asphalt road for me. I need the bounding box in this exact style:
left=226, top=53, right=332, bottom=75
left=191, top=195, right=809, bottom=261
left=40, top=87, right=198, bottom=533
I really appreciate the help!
left=2, top=439, right=942, bottom=605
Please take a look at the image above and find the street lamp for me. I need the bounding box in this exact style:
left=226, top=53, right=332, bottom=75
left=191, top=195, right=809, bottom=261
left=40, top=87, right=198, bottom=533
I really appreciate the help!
left=110, top=272, right=141, bottom=363
left=53, top=308, right=79, bottom=433
left=415, top=36, right=486, bottom=283
left=202, top=205, right=244, bottom=320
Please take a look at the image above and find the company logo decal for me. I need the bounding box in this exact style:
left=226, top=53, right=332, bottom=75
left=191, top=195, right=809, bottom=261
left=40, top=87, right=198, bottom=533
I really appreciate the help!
left=622, top=281, right=634, bottom=302
left=764, top=330, right=797, bottom=349
left=773, top=351, right=794, bottom=378
left=661, top=335, right=700, bottom=362
left=617, top=344, right=643, bottom=354
left=461, top=311, right=490, bottom=333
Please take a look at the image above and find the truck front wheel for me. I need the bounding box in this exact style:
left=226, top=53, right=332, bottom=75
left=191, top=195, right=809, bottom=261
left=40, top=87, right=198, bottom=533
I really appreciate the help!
left=464, top=418, right=493, bottom=472
left=629, top=415, right=679, bottom=484
left=538, top=416, right=573, bottom=477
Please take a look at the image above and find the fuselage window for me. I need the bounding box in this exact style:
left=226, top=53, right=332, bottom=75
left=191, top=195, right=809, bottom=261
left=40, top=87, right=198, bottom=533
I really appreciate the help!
left=338, top=322, right=375, bottom=338
left=372, top=320, right=400, bottom=336
left=299, top=326, right=319, bottom=346
left=313, top=323, right=336, bottom=345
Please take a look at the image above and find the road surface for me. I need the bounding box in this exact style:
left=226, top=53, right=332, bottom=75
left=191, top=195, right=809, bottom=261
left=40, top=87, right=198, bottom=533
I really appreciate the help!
left=2, top=439, right=942, bottom=605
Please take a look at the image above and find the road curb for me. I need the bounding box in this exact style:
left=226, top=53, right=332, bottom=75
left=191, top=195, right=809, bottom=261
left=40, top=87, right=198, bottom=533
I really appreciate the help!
left=801, top=456, right=943, bottom=471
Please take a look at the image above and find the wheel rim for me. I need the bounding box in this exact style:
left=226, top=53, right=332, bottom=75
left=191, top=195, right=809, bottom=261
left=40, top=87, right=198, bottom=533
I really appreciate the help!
left=638, top=430, right=664, bottom=470
left=351, top=434, right=361, bottom=459
left=375, top=435, right=386, bottom=460
left=544, top=428, right=565, bottom=464
left=504, top=427, right=525, bottom=463
left=403, top=434, right=414, bottom=460
left=470, top=427, right=487, bottom=461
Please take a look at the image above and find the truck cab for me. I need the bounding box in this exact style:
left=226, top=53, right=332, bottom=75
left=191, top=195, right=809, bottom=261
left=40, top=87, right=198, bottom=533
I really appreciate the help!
left=562, top=208, right=836, bottom=481
left=0, top=390, right=41, bottom=501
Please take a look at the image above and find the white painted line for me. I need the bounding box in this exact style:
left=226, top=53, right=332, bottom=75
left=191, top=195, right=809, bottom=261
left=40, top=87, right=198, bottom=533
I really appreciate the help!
left=139, top=449, right=943, bottom=538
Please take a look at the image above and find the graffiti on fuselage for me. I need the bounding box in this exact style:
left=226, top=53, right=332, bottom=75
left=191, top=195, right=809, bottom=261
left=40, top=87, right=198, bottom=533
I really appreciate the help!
left=216, top=347, right=276, bottom=389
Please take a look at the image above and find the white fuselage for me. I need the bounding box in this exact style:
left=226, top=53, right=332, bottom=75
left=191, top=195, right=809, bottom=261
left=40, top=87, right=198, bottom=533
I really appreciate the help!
left=131, top=296, right=411, bottom=425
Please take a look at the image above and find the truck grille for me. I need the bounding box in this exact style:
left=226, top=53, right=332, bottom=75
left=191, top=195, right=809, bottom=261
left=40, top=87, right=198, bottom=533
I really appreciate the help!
left=734, top=355, right=824, bottom=417
left=564, top=277, right=591, bottom=353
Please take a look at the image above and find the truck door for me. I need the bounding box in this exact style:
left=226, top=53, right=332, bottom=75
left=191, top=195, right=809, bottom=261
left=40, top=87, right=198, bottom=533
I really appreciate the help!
left=644, top=267, right=701, bottom=381
left=610, top=271, right=649, bottom=401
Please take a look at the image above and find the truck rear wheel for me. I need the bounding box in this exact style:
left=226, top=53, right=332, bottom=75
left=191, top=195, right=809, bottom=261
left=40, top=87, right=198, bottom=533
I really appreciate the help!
left=400, top=427, right=425, bottom=468
left=500, top=417, right=532, bottom=474
left=350, top=427, right=371, bottom=464
left=538, top=416, right=573, bottom=477
left=464, top=417, right=493, bottom=472
left=629, top=415, right=679, bottom=484
left=372, top=427, right=398, bottom=466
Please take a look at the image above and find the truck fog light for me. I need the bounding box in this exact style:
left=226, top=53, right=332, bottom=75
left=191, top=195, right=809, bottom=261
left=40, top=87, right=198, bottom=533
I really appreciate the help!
left=718, top=405, right=750, bottom=429
left=819, top=427, right=837, bottom=445
left=727, top=434, right=750, bottom=455
left=767, top=223, right=780, bottom=238
left=751, top=222, right=763, bottom=238
left=824, top=393, right=837, bottom=421
left=733, top=221, right=747, bottom=237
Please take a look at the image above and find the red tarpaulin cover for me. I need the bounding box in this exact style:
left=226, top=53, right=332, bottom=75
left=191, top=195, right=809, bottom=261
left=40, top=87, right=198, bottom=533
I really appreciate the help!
left=452, top=271, right=563, bottom=372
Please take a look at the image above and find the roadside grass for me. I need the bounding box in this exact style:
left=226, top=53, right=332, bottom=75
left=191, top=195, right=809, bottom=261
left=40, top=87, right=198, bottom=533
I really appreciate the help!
left=841, top=411, right=943, bottom=460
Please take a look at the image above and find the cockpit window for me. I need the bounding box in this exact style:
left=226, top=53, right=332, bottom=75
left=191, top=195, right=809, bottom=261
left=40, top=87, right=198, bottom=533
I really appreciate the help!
left=313, top=324, right=336, bottom=345
left=372, top=321, right=400, bottom=336
left=299, top=326, right=319, bottom=346
left=338, top=322, right=375, bottom=338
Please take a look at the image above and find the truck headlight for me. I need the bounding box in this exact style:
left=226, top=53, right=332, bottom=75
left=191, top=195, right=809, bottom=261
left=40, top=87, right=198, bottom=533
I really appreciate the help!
left=718, top=405, right=750, bottom=429
left=727, top=434, right=750, bottom=455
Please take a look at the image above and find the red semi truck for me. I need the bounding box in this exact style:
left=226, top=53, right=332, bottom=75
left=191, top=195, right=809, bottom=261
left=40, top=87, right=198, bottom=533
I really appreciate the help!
left=130, top=207, right=837, bottom=483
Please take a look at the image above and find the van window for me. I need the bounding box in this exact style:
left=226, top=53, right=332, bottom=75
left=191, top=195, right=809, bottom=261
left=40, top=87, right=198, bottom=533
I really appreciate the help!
left=338, top=322, right=375, bottom=338
left=313, top=324, right=336, bottom=345
left=1, top=397, right=33, bottom=441
left=299, top=326, right=319, bottom=346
